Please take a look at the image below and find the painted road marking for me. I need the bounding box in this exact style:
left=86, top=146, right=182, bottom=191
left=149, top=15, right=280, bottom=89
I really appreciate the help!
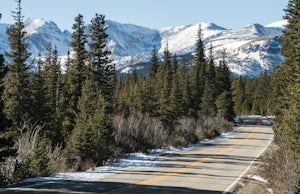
left=105, top=127, right=258, bottom=194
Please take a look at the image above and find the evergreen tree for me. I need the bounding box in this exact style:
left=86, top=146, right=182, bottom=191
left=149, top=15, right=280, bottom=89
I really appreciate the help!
left=273, top=0, right=300, bottom=154
left=200, top=43, right=217, bottom=117
left=215, top=50, right=231, bottom=97
left=63, top=14, right=87, bottom=137
left=232, top=76, right=246, bottom=115
left=169, top=71, right=183, bottom=118
left=28, top=137, right=50, bottom=177
left=31, top=53, right=48, bottom=124
left=189, top=25, right=206, bottom=117
left=216, top=91, right=234, bottom=121
left=177, top=58, right=190, bottom=116
left=158, top=46, right=174, bottom=122
left=251, top=72, right=270, bottom=115
left=44, top=45, right=63, bottom=143
left=0, top=53, right=8, bottom=129
left=149, top=46, right=159, bottom=79
left=71, top=78, right=113, bottom=165
left=2, top=0, right=32, bottom=125
left=200, top=80, right=216, bottom=117
left=171, top=53, right=179, bottom=75
left=0, top=52, right=16, bottom=165
left=215, top=51, right=234, bottom=120
left=89, top=13, right=115, bottom=109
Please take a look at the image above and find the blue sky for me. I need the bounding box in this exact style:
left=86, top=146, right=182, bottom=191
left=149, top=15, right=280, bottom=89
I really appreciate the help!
left=1, top=0, right=287, bottom=30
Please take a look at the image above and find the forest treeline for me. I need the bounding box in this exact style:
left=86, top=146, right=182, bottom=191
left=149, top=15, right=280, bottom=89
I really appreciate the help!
left=0, top=0, right=235, bottom=184
left=0, top=0, right=299, bottom=192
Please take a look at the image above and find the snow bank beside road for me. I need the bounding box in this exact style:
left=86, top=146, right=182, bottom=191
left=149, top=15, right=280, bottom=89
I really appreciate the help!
left=21, top=131, right=234, bottom=183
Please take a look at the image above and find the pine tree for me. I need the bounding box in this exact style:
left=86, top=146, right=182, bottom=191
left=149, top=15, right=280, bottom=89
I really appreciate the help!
left=43, top=45, right=63, bottom=143
left=149, top=46, right=159, bottom=79
left=216, top=91, right=234, bottom=121
left=28, top=137, right=50, bottom=177
left=0, top=52, right=16, bottom=165
left=169, top=71, right=183, bottom=118
left=215, top=50, right=231, bottom=97
left=89, top=14, right=115, bottom=108
left=158, top=46, right=174, bottom=122
left=177, top=58, right=190, bottom=116
left=31, top=53, right=49, bottom=124
left=189, top=25, right=206, bottom=117
left=0, top=53, right=8, bottom=129
left=2, top=0, right=32, bottom=125
left=63, top=14, right=87, bottom=137
left=232, top=76, right=246, bottom=115
left=200, top=43, right=217, bottom=117
left=71, top=78, right=113, bottom=165
left=215, top=51, right=234, bottom=120
left=274, top=0, right=300, bottom=154
left=251, top=72, right=270, bottom=115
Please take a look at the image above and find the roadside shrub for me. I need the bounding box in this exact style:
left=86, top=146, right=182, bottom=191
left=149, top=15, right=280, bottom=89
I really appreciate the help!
left=113, top=112, right=233, bottom=154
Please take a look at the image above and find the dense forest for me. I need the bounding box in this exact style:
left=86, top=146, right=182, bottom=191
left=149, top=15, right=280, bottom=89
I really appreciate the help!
left=0, top=0, right=299, bottom=192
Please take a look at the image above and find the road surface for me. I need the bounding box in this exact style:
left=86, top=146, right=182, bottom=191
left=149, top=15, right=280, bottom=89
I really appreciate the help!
left=1, top=124, right=273, bottom=194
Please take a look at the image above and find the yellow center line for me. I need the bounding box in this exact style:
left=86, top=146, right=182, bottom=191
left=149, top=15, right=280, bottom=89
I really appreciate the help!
left=105, top=127, right=258, bottom=194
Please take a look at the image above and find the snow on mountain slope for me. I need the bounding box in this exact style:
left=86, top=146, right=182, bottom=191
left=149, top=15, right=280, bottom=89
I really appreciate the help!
left=105, top=20, right=161, bottom=69
left=24, top=18, right=71, bottom=56
left=156, top=21, right=284, bottom=77
left=0, top=18, right=285, bottom=77
left=265, top=20, right=287, bottom=28
left=159, top=22, right=226, bottom=55
left=0, top=18, right=71, bottom=57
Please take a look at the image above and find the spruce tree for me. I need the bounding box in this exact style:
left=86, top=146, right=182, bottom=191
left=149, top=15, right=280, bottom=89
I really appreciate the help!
left=215, top=52, right=234, bottom=120
left=44, top=45, right=63, bottom=143
left=200, top=43, right=217, bottom=117
left=273, top=0, right=300, bottom=154
left=149, top=46, right=159, bottom=79
left=232, top=76, right=246, bottom=115
left=0, top=53, right=8, bottom=129
left=31, top=53, right=49, bottom=124
left=0, top=53, right=16, bottom=165
left=189, top=25, right=206, bottom=117
left=63, top=14, right=87, bottom=136
left=89, top=14, right=115, bottom=108
left=71, top=78, right=113, bottom=165
left=169, top=71, right=183, bottom=118
left=158, top=46, right=174, bottom=122
left=177, top=58, right=190, bottom=116
left=3, top=0, right=32, bottom=126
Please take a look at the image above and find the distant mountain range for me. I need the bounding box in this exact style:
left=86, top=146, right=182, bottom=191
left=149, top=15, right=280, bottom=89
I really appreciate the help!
left=0, top=18, right=286, bottom=77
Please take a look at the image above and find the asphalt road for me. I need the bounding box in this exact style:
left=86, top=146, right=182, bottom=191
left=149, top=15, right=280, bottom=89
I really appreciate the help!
left=1, top=124, right=273, bottom=194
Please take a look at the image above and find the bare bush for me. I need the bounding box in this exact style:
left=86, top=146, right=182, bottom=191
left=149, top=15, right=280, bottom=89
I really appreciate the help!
left=45, top=143, right=66, bottom=174
left=0, top=118, right=42, bottom=183
left=113, top=112, right=168, bottom=152
left=113, top=113, right=233, bottom=154
left=0, top=119, right=66, bottom=183
left=16, top=119, right=43, bottom=162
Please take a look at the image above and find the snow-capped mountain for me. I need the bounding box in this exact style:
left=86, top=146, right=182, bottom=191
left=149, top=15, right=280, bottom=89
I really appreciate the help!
left=0, top=18, right=285, bottom=77
left=0, top=18, right=71, bottom=56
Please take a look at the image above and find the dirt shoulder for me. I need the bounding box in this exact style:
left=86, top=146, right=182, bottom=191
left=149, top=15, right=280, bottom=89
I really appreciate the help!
left=232, top=143, right=276, bottom=194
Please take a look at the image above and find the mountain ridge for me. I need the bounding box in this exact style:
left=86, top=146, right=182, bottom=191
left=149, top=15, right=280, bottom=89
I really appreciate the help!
left=0, top=18, right=285, bottom=77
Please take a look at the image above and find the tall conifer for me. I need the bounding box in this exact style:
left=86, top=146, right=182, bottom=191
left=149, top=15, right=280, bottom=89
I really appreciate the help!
left=63, top=14, right=87, bottom=136
left=189, top=25, right=206, bottom=117
left=2, top=0, right=32, bottom=125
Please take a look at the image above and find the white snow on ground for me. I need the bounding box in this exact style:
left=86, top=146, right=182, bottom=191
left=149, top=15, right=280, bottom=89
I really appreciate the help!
left=247, top=174, right=268, bottom=183
left=266, top=188, right=274, bottom=194
left=20, top=131, right=234, bottom=183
